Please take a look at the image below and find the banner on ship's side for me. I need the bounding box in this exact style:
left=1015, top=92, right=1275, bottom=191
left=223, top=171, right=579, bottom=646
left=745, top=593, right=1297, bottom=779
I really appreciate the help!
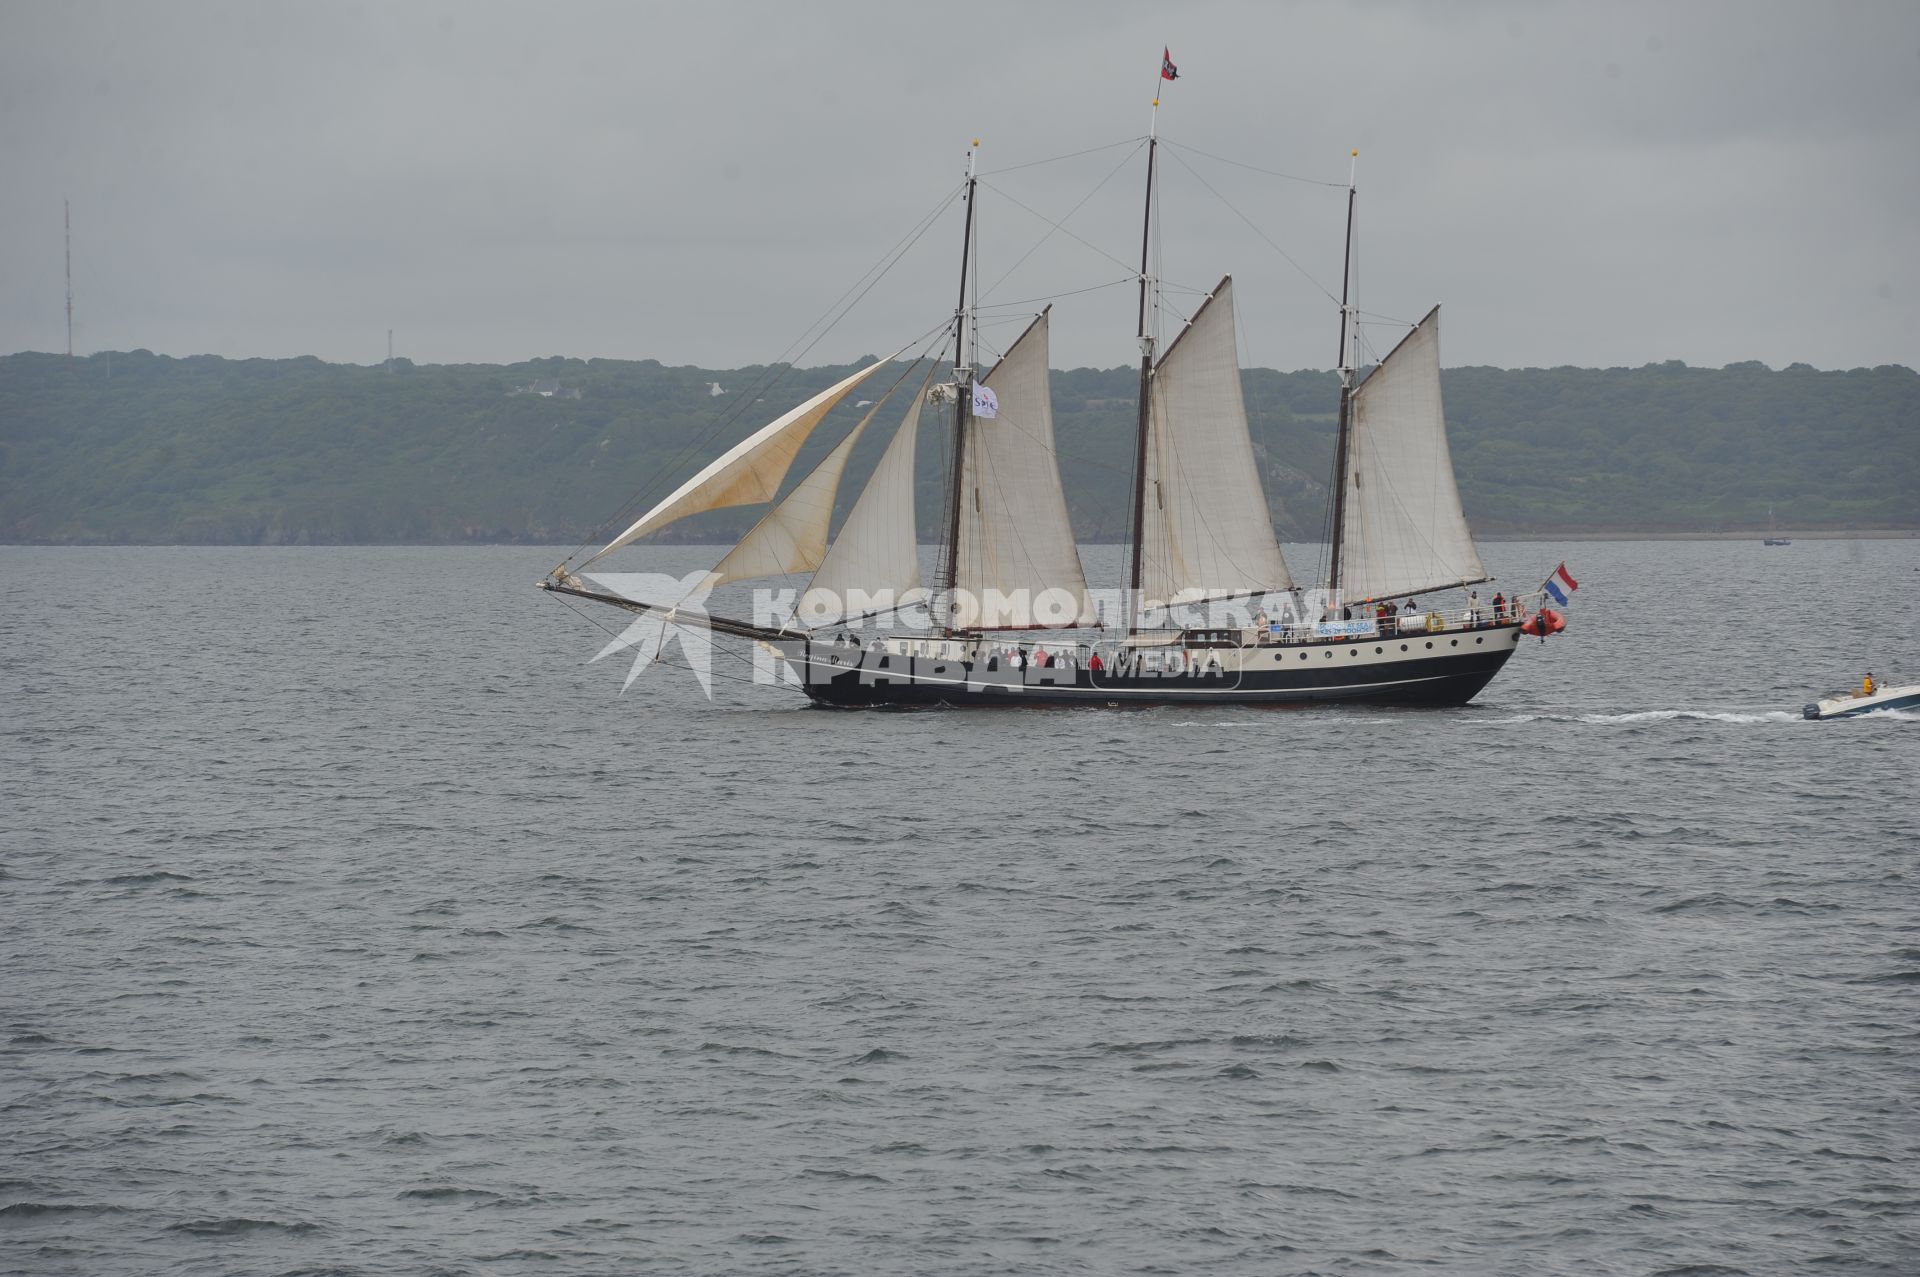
left=1314, top=620, right=1378, bottom=639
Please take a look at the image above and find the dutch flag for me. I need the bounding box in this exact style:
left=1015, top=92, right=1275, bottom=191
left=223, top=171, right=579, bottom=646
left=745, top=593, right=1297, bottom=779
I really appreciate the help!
left=1542, top=562, right=1579, bottom=606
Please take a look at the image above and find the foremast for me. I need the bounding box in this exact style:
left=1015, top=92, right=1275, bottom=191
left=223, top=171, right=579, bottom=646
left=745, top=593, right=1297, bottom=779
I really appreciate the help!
left=1125, top=98, right=1161, bottom=618
left=1328, top=150, right=1358, bottom=599
left=936, top=141, right=980, bottom=637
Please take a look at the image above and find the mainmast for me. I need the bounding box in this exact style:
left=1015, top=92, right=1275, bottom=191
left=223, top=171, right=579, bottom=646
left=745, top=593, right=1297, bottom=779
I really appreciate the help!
left=1327, top=151, right=1358, bottom=597
left=937, top=141, right=980, bottom=635
left=1126, top=73, right=1167, bottom=615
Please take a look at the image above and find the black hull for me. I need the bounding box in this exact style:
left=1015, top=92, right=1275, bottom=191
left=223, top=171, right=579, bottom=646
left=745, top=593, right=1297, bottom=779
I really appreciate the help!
left=786, top=626, right=1523, bottom=710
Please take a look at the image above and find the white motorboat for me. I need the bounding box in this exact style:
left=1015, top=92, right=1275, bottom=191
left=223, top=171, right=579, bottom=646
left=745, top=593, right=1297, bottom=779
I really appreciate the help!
left=1803, top=683, right=1920, bottom=720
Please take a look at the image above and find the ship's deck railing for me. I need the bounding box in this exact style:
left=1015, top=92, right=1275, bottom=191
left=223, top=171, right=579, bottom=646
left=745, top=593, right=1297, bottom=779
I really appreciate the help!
left=825, top=593, right=1551, bottom=668
left=1256, top=606, right=1528, bottom=647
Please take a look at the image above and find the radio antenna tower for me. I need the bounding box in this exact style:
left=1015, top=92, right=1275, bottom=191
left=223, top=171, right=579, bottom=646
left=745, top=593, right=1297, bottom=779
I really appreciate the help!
left=65, top=199, right=74, bottom=359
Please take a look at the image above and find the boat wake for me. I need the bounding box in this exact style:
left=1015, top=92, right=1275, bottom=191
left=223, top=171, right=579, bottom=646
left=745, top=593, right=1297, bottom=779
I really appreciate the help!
left=1473, top=709, right=1806, bottom=726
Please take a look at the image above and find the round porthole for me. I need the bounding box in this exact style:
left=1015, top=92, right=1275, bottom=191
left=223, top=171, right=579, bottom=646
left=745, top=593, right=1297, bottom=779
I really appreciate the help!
left=1374, top=646, right=1382, bottom=654
left=1300, top=653, right=1308, bottom=661
left=1324, top=651, right=1332, bottom=659
left=1349, top=648, right=1358, bottom=656
left=1399, top=644, right=1408, bottom=651
left=1475, top=637, right=1483, bottom=645
left=1450, top=639, right=1458, bottom=647
left=1425, top=641, right=1433, bottom=649
left=1274, top=653, right=1282, bottom=662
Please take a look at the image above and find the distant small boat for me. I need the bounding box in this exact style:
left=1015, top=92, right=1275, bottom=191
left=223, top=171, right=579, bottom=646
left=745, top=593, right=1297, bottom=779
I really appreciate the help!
left=1762, top=505, right=1790, bottom=546
left=1803, top=683, right=1920, bottom=720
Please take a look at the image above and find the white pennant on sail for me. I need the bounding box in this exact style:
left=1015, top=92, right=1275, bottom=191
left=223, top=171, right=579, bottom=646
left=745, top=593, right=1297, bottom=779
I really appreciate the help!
left=580, top=358, right=893, bottom=569
left=802, top=388, right=926, bottom=624
left=1339, top=306, right=1487, bottom=600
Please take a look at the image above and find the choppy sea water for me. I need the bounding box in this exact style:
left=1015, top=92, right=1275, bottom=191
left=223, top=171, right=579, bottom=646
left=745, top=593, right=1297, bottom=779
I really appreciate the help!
left=3, top=539, right=1916, bottom=1277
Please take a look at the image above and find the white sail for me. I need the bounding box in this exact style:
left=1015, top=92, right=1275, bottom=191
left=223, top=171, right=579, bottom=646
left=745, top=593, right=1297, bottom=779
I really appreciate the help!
left=580, top=359, right=891, bottom=568
left=1338, top=306, right=1487, bottom=600
left=802, top=389, right=926, bottom=624
left=706, top=416, right=871, bottom=586
left=1139, top=277, right=1293, bottom=609
left=951, top=310, right=1095, bottom=629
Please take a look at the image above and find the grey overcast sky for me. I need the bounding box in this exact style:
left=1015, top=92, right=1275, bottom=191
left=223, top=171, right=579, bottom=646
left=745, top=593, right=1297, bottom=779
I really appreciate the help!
left=3, top=0, right=1916, bottom=372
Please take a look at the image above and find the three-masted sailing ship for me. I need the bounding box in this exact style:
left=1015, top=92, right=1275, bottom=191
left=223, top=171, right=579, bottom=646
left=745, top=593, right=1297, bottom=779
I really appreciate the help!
left=544, top=108, right=1535, bottom=707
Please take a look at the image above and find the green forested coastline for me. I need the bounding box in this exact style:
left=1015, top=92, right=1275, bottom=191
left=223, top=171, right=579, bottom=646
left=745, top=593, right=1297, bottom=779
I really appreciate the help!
left=1, top=350, right=1914, bottom=544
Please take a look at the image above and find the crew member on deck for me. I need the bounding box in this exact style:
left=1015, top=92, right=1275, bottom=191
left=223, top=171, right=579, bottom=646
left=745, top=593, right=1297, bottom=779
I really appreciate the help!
left=1863, top=671, right=1876, bottom=697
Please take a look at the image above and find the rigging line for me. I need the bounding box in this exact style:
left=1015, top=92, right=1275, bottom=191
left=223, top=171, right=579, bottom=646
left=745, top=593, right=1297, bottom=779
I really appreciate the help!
left=581, top=317, right=951, bottom=574
left=975, top=176, right=1141, bottom=281
left=1155, top=293, right=1197, bottom=336
left=758, top=181, right=966, bottom=378
left=974, top=142, right=1147, bottom=301
left=1161, top=146, right=1339, bottom=307
left=716, top=338, right=948, bottom=585
left=657, top=648, right=810, bottom=695
left=784, top=334, right=948, bottom=486
left=565, top=182, right=964, bottom=566
left=976, top=135, right=1145, bottom=177
left=548, top=581, right=806, bottom=696
left=974, top=276, right=1138, bottom=313
left=1158, top=138, right=1349, bottom=188
left=650, top=189, right=957, bottom=494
